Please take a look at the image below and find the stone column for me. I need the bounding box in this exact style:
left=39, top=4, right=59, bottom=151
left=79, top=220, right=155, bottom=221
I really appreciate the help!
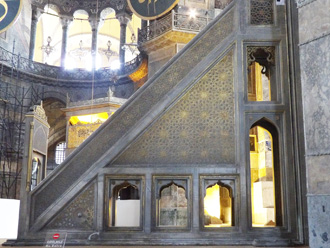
left=89, top=17, right=102, bottom=70
left=60, top=16, right=73, bottom=67
left=116, top=13, right=131, bottom=67
left=28, top=6, right=42, bottom=61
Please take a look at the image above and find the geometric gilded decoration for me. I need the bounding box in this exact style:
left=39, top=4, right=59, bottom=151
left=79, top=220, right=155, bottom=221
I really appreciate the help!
left=114, top=49, right=235, bottom=165
left=250, top=0, right=274, bottom=25
left=45, top=182, right=96, bottom=230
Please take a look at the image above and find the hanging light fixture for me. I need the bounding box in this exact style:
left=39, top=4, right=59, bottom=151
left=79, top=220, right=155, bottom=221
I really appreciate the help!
left=69, top=40, right=89, bottom=61
left=121, top=33, right=139, bottom=55
left=101, top=40, right=115, bottom=61
left=41, top=36, right=55, bottom=57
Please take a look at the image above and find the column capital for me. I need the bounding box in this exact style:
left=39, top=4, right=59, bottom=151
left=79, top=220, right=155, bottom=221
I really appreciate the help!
left=31, top=6, right=42, bottom=22
left=116, top=12, right=132, bottom=26
left=60, top=15, right=73, bottom=28
left=88, top=17, right=103, bottom=31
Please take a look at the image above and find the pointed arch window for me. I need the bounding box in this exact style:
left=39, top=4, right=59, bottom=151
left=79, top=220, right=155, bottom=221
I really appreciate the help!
left=106, top=177, right=144, bottom=229
left=153, top=176, right=191, bottom=230
left=200, top=176, right=237, bottom=229
left=249, top=119, right=282, bottom=227
left=158, top=182, right=188, bottom=227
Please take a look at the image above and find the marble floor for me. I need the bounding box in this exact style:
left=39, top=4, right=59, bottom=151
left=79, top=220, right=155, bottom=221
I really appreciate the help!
left=0, top=239, right=310, bottom=248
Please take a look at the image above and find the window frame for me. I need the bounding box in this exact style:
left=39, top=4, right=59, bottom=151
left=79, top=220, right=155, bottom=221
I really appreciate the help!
left=246, top=116, right=285, bottom=230
left=199, top=174, right=239, bottom=232
left=151, top=175, right=192, bottom=232
left=104, top=175, right=145, bottom=231
left=55, top=141, right=66, bottom=165
left=244, top=42, right=281, bottom=104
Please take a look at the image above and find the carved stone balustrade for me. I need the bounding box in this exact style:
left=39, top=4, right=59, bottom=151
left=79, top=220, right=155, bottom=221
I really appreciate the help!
left=138, top=10, right=212, bottom=53
left=0, top=46, right=144, bottom=87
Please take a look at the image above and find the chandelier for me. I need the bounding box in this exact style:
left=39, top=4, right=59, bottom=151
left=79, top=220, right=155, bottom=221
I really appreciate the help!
left=41, top=36, right=55, bottom=57
left=122, top=33, right=139, bottom=55
left=101, top=40, right=116, bottom=61
left=69, top=40, right=89, bottom=61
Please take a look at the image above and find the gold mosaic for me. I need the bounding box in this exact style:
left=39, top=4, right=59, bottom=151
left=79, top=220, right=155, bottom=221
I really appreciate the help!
left=68, top=123, right=102, bottom=149
left=114, top=50, right=235, bottom=164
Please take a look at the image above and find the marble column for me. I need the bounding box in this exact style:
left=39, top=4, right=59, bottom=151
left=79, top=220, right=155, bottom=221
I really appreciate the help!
left=116, top=13, right=131, bottom=67
left=60, top=16, right=73, bottom=67
left=28, top=6, right=42, bottom=61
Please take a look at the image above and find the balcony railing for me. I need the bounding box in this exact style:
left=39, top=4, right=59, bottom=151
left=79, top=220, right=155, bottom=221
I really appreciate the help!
left=138, top=10, right=212, bottom=43
left=0, top=46, right=144, bottom=82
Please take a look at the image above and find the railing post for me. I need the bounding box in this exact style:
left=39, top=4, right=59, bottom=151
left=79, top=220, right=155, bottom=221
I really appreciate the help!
left=17, top=54, right=20, bottom=71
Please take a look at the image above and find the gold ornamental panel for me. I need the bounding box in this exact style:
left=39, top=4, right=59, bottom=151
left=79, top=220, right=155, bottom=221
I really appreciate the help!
left=115, top=50, right=235, bottom=165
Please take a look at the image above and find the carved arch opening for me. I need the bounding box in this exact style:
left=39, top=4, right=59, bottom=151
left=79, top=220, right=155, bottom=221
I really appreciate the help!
left=249, top=118, right=283, bottom=227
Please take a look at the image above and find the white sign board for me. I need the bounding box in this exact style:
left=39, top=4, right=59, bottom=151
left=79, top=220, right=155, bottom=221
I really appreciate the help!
left=44, top=232, right=67, bottom=248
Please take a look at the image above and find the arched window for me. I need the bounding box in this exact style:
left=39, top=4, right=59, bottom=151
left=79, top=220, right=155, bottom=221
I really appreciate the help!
left=249, top=119, right=282, bottom=227
left=158, top=183, right=187, bottom=227
left=109, top=182, right=140, bottom=227
left=203, top=181, right=233, bottom=227
left=55, top=142, right=66, bottom=164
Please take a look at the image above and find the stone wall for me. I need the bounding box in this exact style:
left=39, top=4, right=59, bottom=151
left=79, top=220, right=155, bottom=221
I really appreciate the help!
left=297, top=0, right=330, bottom=247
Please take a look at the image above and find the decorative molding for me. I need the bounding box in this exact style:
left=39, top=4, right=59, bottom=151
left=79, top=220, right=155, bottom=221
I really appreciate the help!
left=296, top=0, right=317, bottom=8
left=299, top=31, right=330, bottom=47
left=306, top=151, right=330, bottom=157
left=31, top=102, right=48, bottom=123
left=247, top=46, right=275, bottom=66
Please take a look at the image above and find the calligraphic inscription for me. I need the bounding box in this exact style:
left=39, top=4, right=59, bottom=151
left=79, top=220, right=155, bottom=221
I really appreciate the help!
left=0, top=0, right=22, bottom=33
left=127, top=0, right=179, bottom=20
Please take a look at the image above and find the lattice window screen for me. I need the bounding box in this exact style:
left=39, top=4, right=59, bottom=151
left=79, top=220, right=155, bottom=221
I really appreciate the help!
left=250, top=0, right=274, bottom=25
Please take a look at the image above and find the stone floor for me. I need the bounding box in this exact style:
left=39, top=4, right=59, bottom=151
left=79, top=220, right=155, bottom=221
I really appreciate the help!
left=0, top=240, right=310, bottom=248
